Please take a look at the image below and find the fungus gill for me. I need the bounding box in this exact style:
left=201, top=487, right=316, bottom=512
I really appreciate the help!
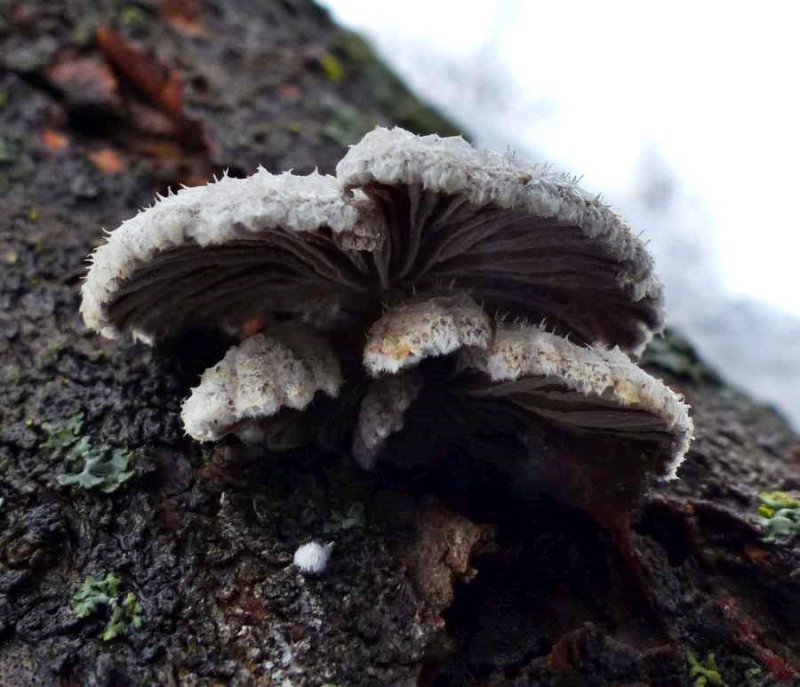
left=81, top=127, right=692, bottom=501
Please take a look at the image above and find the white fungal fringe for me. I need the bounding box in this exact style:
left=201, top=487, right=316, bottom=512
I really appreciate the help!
left=337, top=127, right=664, bottom=353
left=363, top=293, right=492, bottom=376
left=352, top=372, right=423, bottom=469
left=81, top=170, right=381, bottom=339
left=180, top=325, right=341, bottom=442
left=461, top=323, right=694, bottom=477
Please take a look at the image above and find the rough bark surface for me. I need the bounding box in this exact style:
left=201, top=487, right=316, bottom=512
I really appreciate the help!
left=1, top=2, right=799, bottom=686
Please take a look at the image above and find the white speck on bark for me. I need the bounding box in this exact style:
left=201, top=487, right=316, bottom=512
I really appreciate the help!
left=293, top=541, right=334, bottom=575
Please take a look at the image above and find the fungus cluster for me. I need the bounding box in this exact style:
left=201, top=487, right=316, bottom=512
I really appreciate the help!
left=81, top=127, right=692, bottom=507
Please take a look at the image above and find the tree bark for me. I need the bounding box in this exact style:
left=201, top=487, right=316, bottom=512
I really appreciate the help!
left=1, top=2, right=799, bottom=686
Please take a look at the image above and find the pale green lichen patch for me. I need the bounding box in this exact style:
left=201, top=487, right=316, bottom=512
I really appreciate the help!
left=58, top=444, right=134, bottom=493
left=72, top=572, right=121, bottom=618
left=41, top=413, right=84, bottom=452
left=43, top=413, right=134, bottom=492
left=104, top=592, right=144, bottom=641
left=687, top=650, right=729, bottom=687
left=119, top=4, right=147, bottom=27
left=756, top=491, right=800, bottom=543
left=72, top=572, right=143, bottom=641
left=319, top=53, right=345, bottom=83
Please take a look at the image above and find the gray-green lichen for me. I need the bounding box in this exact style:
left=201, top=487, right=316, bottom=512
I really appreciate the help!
left=72, top=572, right=144, bottom=641
left=43, top=413, right=134, bottom=493
left=756, top=491, right=800, bottom=543
left=687, top=650, right=729, bottom=687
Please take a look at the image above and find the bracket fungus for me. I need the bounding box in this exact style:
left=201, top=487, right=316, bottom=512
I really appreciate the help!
left=81, top=126, right=692, bottom=518
left=180, top=324, right=342, bottom=446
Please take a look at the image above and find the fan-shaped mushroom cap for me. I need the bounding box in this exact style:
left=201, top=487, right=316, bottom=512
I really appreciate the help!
left=180, top=325, right=341, bottom=442
left=81, top=170, right=384, bottom=342
left=352, top=371, right=423, bottom=469
left=460, top=324, right=693, bottom=478
left=337, top=127, right=663, bottom=354
left=363, top=293, right=492, bottom=376
left=80, top=127, right=692, bottom=486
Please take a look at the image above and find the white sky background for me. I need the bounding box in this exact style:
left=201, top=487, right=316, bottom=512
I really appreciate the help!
left=322, top=0, right=800, bottom=427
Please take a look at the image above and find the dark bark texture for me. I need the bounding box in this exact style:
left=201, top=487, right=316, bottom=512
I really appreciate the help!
left=1, top=2, right=800, bottom=686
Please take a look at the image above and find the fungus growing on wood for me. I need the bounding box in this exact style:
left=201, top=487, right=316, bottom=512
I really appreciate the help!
left=457, top=323, right=692, bottom=520
left=80, top=169, right=383, bottom=343
left=352, top=370, right=423, bottom=469
left=462, top=324, right=692, bottom=478
left=347, top=320, right=691, bottom=508
left=336, top=126, right=663, bottom=355
left=293, top=541, right=334, bottom=575
left=363, top=293, right=492, bottom=376
left=81, top=127, right=691, bottom=513
left=180, top=324, right=341, bottom=444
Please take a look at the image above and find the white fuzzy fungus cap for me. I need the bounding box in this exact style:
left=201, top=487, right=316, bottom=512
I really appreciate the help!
left=352, top=371, right=423, bottom=469
left=81, top=127, right=664, bottom=354
left=337, top=127, right=664, bottom=354
left=461, top=324, right=694, bottom=478
left=80, top=126, right=692, bottom=478
left=180, top=325, right=341, bottom=442
left=81, top=169, right=383, bottom=342
left=293, top=541, right=334, bottom=575
left=363, top=293, right=492, bottom=376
